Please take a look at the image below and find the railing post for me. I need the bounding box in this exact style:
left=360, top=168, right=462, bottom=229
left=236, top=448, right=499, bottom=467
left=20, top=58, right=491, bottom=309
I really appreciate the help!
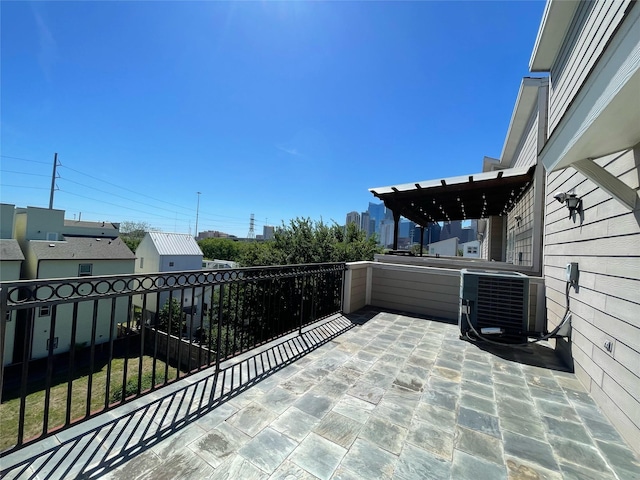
left=0, top=286, right=7, bottom=397
left=215, top=284, right=224, bottom=372
left=299, top=275, right=305, bottom=336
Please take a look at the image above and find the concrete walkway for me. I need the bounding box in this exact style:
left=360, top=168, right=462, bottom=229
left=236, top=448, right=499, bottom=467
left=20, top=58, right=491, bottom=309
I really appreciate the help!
left=1, top=309, right=638, bottom=479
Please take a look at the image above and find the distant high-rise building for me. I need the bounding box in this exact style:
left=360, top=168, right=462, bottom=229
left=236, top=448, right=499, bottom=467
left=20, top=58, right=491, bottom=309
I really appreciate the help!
left=263, top=225, right=275, bottom=240
left=367, top=202, right=386, bottom=237
left=346, top=211, right=361, bottom=229
left=360, top=212, right=372, bottom=237
left=379, top=219, right=394, bottom=248
left=440, top=220, right=463, bottom=241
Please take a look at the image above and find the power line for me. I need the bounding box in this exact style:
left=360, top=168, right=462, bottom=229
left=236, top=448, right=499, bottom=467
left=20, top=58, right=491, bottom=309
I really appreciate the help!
left=0, top=184, right=50, bottom=190
left=0, top=170, right=50, bottom=177
left=0, top=155, right=50, bottom=165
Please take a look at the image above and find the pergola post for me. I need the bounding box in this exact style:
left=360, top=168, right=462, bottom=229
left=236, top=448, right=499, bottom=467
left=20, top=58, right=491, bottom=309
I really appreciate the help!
left=392, top=210, right=401, bottom=250
left=419, top=226, right=425, bottom=256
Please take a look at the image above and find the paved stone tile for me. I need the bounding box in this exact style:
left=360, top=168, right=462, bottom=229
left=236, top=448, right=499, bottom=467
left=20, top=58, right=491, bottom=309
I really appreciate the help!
left=459, top=379, right=493, bottom=399
left=346, top=381, right=385, bottom=405
left=494, top=381, right=530, bottom=400
left=209, top=455, right=268, bottom=480
left=541, top=416, right=591, bottom=444
left=331, top=394, right=375, bottom=424
left=414, top=402, right=456, bottom=432
left=525, top=373, right=561, bottom=391
left=548, top=435, right=612, bottom=472
left=313, top=411, right=362, bottom=448
left=407, top=353, right=435, bottom=369
left=270, top=406, right=319, bottom=441
left=239, top=427, right=297, bottom=474
left=393, top=368, right=427, bottom=392
left=596, top=440, right=640, bottom=478
left=454, top=426, right=503, bottom=465
left=261, top=386, right=300, bottom=415
left=328, top=366, right=362, bottom=387
left=451, top=449, right=507, bottom=480
left=360, top=416, right=408, bottom=455
left=150, top=422, right=207, bottom=459
left=393, top=442, right=451, bottom=479
left=421, top=386, right=457, bottom=410
left=502, top=431, right=559, bottom=472
left=582, top=416, right=626, bottom=443
left=136, top=448, right=215, bottom=480
left=294, top=392, right=334, bottom=419
left=505, top=456, right=563, bottom=480
left=368, top=360, right=400, bottom=377
left=427, top=375, right=460, bottom=394
left=432, top=365, right=462, bottom=382
left=382, top=385, right=421, bottom=408
left=339, top=438, right=397, bottom=479
left=497, top=396, right=538, bottom=419
left=188, top=421, right=251, bottom=468
left=558, top=461, right=617, bottom=480
left=280, top=373, right=318, bottom=395
left=461, top=370, right=493, bottom=385
left=493, top=371, right=527, bottom=387
left=457, top=406, right=500, bottom=438
left=491, top=360, right=522, bottom=376
left=310, top=377, right=351, bottom=399
left=342, top=358, right=373, bottom=374
left=460, top=392, right=496, bottom=415
left=500, top=412, right=547, bottom=441
left=529, top=385, right=569, bottom=404
left=290, top=432, right=346, bottom=480
left=406, top=418, right=454, bottom=460
left=268, top=460, right=319, bottom=480
left=565, top=388, right=599, bottom=407
left=534, top=398, right=580, bottom=423
left=227, top=402, right=278, bottom=437
left=100, top=450, right=160, bottom=480
left=374, top=401, right=415, bottom=428
left=359, top=370, right=395, bottom=389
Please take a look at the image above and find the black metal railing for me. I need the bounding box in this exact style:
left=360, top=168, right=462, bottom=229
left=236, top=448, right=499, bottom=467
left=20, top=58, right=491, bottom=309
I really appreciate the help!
left=0, top=262, right=345, bottom=454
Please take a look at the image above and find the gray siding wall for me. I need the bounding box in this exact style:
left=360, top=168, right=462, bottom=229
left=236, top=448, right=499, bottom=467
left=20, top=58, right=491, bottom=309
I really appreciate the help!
left=548, top=0, right=631, bottom=134
left=513, top=114, right=539, bottom=169
left=370, top=264, right=460, bottom=321
left=544, top=145, right=640, bottom=449
left=346, top=264, right=368, bottom=313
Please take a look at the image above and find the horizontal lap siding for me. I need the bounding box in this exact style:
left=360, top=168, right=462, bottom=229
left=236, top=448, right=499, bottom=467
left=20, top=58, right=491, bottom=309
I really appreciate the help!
left=370, top=267, right=460, bottom=321
left=513, top=114, right=538, bottom=168
left=548, top=0, right=631, bottom=134
left=543, top=145, right=640, bottom=449
left=349, top=267, right=367, bottom=312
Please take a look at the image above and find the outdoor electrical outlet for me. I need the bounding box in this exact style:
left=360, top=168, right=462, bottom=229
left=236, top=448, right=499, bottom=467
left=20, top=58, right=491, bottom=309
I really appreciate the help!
left=604, top=340, right=614, bottom=353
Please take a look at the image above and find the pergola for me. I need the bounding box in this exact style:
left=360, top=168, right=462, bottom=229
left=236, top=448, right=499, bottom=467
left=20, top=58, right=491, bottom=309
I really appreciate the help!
left=369, top=165, right=536, bottom=250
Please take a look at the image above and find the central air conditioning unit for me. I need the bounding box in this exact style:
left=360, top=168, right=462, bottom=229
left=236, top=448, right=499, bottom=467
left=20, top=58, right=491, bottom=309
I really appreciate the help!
left=459, top=269, right=532, bottom=338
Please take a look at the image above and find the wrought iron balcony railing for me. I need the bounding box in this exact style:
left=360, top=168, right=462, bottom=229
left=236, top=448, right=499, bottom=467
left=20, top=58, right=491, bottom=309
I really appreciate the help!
left=0, top=262, right=345, bottom=454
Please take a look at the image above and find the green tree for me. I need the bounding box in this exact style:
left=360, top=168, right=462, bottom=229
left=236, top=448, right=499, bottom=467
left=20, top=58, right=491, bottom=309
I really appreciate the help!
left=158, top=298, right=185, bottom=336
left=198, top=238, right=242, bottom=262
left=119, top=221, right=153, bottom=253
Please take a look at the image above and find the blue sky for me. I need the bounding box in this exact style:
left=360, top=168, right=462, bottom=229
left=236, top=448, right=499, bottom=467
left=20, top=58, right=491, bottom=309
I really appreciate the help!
left=1, top=1, right=546, bottom=237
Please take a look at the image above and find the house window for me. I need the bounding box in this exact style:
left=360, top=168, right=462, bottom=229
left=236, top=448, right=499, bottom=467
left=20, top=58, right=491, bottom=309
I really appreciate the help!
left=46, top=232, right=58, bottom=241
left=506, top=227, right=515, bottom=264
left=46, top=337, right=59, bottom=350
left=169, top=261, right=175, bottom=267
left=140, top=257, right=144, bottom=268
left=467, top=246, right=478, bottom=254
left=39, top=306, right=50, bottom=317
left=78, top=264, right=93, bottom=277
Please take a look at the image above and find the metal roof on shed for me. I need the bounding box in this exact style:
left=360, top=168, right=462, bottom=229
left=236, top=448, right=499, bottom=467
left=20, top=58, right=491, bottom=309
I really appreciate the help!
left=148, top=232, right=203, bottom=256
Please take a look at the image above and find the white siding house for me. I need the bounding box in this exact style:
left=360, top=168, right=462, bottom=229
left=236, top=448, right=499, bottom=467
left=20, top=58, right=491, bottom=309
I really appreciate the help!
left=9, top=206, right=135, bottom=361
left=134, top=232, right=205, bottom=336
left=531, top=0, right=640, bottom=451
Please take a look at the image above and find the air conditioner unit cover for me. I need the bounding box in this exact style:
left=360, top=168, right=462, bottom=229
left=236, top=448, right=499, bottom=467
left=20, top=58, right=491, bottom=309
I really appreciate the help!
left=459, top=269, right=530, bottom=336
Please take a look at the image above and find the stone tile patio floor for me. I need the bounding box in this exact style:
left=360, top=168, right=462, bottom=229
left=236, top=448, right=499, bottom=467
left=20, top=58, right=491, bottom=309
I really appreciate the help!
left=2, top=308, right=638, bottom=479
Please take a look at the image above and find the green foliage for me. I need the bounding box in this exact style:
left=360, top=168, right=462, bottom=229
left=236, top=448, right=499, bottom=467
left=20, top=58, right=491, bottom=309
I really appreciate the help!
left=110, top=371, right=155, bottom=402
left=119, top=220, right=152, bottom=253
left=238, top=218, right=382, bottom=267
left=198, top=238, right=242, bottom=262
left=158, top=298, right=185, bottom=336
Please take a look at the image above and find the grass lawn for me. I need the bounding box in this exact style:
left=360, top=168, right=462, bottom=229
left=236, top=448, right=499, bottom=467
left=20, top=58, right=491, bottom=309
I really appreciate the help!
left=0, top=355, right=178, bottom=452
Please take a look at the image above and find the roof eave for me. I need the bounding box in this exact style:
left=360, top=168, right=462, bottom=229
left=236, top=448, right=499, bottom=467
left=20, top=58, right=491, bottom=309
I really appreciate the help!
left=499, top=77, right=548, bottom=166
left=529, top=0, right=580, bottom=72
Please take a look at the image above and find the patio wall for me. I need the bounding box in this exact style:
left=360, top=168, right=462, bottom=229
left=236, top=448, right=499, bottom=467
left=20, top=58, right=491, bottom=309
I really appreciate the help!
left=344, top=261, right=545, bottom=330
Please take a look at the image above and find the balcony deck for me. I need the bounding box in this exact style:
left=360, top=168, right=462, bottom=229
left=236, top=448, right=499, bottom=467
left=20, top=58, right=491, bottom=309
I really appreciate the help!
left=2, top=308, right=638, bottom=480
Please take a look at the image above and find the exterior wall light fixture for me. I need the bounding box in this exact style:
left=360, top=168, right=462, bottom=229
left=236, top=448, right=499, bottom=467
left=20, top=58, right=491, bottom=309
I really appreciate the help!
left=553, top=190, right=582, bottom=218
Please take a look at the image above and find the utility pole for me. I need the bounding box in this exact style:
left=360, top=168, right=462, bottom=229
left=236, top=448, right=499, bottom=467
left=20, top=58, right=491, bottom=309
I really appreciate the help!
left=195, top=192, right=201, bottom=238
left=49, top=153, right=59, bottom=209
